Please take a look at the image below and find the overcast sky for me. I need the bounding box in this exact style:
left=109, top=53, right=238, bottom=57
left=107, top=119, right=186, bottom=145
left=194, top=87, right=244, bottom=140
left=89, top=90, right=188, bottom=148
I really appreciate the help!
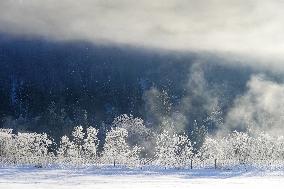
left=1, top=0, right=284, bottom=62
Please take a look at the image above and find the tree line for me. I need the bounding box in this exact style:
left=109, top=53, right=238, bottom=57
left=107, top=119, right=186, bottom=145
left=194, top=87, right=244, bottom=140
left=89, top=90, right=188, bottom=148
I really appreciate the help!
left=1, top=114, right=284, bottom=169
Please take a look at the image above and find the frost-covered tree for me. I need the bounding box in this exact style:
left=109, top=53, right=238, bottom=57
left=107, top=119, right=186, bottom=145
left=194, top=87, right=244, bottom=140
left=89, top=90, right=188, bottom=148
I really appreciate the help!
left=154, top=130, right=193, bottom=168
left=0, top=129, right=14, bottom=161
left=83, top=127, right=99, bottom=163
left=101, top=127, right=141, bottom=166
left=57, top=135, right=76, bottom=163
left=252, top=133, right=277, bottom=163
left=274, top=136, right=284, bottom=161
left=198, top=136, right=221, bottom=161
left=57, top=126, right=100, bottom=165
left=112, top=114, right=152, bottom=157
left=13, top=132, right=53, bottom=165
left=176, top=134, right=194, bottom=168
left=190, top=120, right=207, bottom=151
left=112, top=114, right=151, bottom=145
left=0, top=129, right=53, bottom=165
left=226, top=131, right=253, bottom=164
left=72, top=126, right=85, bottom=157
left=154, top=130, right=175, bottom=167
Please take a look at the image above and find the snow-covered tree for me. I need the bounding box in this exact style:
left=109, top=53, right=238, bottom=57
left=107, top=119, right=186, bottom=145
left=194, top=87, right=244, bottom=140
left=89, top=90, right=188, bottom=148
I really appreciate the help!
left=112, top=114, right=150, bottom=145
left=112, top=114, right=152, bottom=157
left=72, top=126, right=85, bottom=157
left=0, top=129, right=14, bottom=161
left=226, top=131, right=253, bottom=164
left=154, top=130, right=174, bottom=167
left=101, top=127, right=141, bottom=166
left=12, top=132, right=53, bottom=165
left=176, top=134, right=194, bottom=168
left=251, top=133, right=277, bottom=164
left=154, top=130, right=193, bottom=168
left=57, top=135, right=76, bottom=163
left=0, top=129, right=53, bottom=165
left=83, top=126, right=99, bottom=163
left=274, top=136, right=284, bottom=161
left=198, top=136, right=221, bottom=161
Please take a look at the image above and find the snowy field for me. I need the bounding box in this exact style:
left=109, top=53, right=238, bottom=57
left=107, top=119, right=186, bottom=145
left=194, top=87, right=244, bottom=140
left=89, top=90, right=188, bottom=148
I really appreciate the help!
left=0, top=166, right=284, bottom=189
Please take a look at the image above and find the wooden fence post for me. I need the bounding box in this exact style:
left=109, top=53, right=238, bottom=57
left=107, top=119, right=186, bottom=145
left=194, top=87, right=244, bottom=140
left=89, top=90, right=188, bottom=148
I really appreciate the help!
left=214, top=159, right=217, bottom=169
left=190, top=159, right=193, bottom=169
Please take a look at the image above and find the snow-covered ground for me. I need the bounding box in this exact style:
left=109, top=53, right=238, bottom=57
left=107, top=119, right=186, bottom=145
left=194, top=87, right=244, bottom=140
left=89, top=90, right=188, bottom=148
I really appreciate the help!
left=0, top=166, right=284, bottom=189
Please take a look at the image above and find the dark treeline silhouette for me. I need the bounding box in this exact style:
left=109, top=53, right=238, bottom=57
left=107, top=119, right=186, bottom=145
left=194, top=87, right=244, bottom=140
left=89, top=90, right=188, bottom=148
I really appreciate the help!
left=0, top=34, right=254, bottom=141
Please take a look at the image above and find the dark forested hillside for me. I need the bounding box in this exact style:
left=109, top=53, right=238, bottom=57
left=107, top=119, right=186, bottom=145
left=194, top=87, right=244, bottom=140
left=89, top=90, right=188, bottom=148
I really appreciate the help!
left=0, top=34, right=255, bottom=140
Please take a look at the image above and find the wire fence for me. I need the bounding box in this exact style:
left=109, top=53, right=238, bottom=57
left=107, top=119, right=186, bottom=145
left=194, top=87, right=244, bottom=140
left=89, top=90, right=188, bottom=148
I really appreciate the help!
left=2, top=155, right=284, bottom=170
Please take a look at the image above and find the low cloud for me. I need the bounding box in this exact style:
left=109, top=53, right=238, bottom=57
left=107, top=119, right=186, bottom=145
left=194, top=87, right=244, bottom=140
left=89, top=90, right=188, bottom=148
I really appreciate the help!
left=1, top=0, right=284, bottom=63
left=225, top=75, right=284, bottom=136
left=143, top=62, right=221, bottom=133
